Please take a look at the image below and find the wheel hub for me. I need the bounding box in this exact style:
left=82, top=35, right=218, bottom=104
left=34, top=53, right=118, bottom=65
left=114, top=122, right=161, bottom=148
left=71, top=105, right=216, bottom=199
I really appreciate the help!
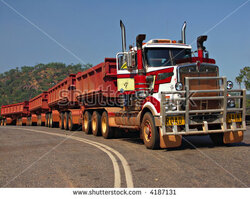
left=144, top=121, right=152, bottom=142
left=102, top=117, right=107, bottom=133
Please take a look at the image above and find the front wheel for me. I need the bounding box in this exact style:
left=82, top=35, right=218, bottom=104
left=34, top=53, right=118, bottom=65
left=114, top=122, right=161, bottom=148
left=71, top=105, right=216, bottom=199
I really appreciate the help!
left=141, top=112, right=160, bottom=149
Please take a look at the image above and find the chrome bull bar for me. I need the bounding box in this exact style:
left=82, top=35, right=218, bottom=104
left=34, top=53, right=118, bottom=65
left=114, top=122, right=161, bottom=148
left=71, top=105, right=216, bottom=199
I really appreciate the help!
left=160, top=76, right=247, bottom=135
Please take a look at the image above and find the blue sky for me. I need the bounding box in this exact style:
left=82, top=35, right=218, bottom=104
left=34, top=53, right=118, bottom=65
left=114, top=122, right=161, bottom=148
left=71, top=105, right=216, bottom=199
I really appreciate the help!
left=0, top=0, right=249, bottom=87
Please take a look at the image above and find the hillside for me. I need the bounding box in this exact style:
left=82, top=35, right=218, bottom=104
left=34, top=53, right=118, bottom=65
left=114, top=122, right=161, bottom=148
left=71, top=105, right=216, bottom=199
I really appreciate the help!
left=0, top=62, right=91, bottom=108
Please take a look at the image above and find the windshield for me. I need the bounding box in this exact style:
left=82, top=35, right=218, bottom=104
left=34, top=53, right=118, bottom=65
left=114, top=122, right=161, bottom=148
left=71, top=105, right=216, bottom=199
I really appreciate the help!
left=145, top=47, right=191, bottom=67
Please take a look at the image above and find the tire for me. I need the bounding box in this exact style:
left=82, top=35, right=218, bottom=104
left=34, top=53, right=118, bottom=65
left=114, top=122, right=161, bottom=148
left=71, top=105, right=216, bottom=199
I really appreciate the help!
left=141, top=112, right=160, bottom=149
left=64, top=112, right=69, bottom=130
left=209, top=133, right=224, bottom=146
left=45, top=114, right=49, bottom=127
left=37, top=115, right=41, bottom=126
left=101, top=111, right=114, bottom=139
left=59, top=112, right=64, bottom=129
left=27, top=117, right=31, bottom=126
left=82, top=111, right=91, bottom=134
left=48, top=114, right=51, bottom=127
left=68, top=112, right=78, bottom=131
left=49, top=113, right=54, bottom=128
left=91, top=111, right=102, bottom=136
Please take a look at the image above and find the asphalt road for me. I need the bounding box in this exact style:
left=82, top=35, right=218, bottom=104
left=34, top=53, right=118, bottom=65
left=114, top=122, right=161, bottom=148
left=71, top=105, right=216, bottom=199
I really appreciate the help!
left=0, top=125, right=249, bottom=188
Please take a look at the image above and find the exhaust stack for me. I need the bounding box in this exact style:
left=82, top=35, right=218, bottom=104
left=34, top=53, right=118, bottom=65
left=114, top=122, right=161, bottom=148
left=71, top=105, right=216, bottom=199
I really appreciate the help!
left=181, top=21, right=187, bottom=44
left=120, top=20, right=126, bottom=52
left=197, top=35, right=207, bottom=58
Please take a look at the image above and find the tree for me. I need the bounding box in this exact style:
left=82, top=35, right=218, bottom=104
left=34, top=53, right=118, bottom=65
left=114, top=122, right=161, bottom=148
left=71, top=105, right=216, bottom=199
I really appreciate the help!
left=235, top=66, right=250, bottom=90
left=0, top=62, right=92, bottom=108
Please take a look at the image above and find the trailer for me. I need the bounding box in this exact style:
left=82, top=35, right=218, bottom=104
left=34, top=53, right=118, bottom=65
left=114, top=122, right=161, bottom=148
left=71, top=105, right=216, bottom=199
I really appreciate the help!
left=47, top=74, right=81, bottom=130
left=1, top=101, right=29, bottom=126
left=28, top=92, right=49, bottom=126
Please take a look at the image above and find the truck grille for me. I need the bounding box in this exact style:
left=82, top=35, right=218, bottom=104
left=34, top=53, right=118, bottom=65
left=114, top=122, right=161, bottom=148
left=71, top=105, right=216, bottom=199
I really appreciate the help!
left=180, top=72, right=221, bottom=110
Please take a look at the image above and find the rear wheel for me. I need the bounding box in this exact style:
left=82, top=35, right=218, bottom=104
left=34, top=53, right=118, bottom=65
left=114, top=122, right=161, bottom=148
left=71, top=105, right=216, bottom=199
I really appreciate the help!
left=82, top=111, right=91, bottom=134
left=91, top=111, right=102, bottom=136
left=64, top=112, right=69, bottom=130
left=68, top=112, right=78, bottom=131
left=37, top=115, right=41, bottom=126
left=49, top=113, right=54, bottom=128
left=59, top=112, right=64, bottom=129
left=27, top=117, right=31, bottom=126
left=141, top=112, right=160, bottom=149
left=101, top=111, right=114, bottom=139
left=48, top=114, right=51, bottom=127
left=45, top=114, right=49, bottom=127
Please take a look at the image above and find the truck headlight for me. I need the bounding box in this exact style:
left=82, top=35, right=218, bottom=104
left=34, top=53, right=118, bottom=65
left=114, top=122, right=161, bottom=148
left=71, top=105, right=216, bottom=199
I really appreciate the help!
left=227, top=81, right=233, bottom=90
left=227, top=99, right=235, bottom=108
left=171, top=104, right=177, bottom=111
left=175, top=82, right=183, bottom=91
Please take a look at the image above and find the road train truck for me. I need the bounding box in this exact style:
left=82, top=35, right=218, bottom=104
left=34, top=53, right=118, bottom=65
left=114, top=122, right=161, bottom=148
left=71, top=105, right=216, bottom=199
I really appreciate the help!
left=1, top=21, right=247, bottom=149
left=78, top=21, right=246, bottom=149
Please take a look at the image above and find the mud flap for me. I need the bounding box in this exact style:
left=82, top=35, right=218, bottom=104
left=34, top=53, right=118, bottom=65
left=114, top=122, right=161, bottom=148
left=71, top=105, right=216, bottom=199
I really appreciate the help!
left=223, top=131, right=244, bottom=144
left=159, top=128, right=182, bottom=148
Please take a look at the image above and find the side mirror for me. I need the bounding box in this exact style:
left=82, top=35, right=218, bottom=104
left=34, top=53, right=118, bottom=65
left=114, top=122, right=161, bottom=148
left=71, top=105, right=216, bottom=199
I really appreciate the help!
left=118, top=52, right=136, bottom=70
left=127, top=51, right=136, bottom=69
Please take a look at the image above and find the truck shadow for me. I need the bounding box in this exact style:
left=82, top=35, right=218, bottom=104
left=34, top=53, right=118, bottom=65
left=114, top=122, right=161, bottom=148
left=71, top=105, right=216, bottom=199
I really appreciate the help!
left=118, top=132, right=250, bottom=151
left=166, top=135, right=250, bottom=151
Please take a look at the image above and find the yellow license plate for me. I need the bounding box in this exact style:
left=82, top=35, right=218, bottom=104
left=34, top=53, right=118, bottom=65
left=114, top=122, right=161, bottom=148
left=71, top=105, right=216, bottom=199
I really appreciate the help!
left=166, top=116, right=185, bottom=126
left=227, top=113, right=242, bottom=123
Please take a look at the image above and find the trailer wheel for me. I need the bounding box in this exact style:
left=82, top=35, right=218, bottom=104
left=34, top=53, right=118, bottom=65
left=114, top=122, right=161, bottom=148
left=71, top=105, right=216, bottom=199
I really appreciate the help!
left=101, top=111, right=114, bottom=139
left=209, top=133, right=224, bottom=146
left=68, top=112, right=77, bottom=131
left=49, top=113, right=55, bottom=128
left=37, top=115, right=41, bottom=126
left=83, top=111, right=91, bottom=134
left=91, top=111, right=101, bottom=136
left=141, top=112, right=160, bottom=149
left=63, top=112, right=69, bottom=130
left=48, top=113, right=51, bottom=127
left=27, top=117, right=31, bottom=126
left=59, top=112, right=64, bottom=129
left=45, top=114, right=49, bottom=127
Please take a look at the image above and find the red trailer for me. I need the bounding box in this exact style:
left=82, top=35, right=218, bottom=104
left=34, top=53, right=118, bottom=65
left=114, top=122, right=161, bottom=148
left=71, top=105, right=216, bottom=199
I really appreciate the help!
left=1, top=101, right=29, bottom=126
left=28, top=92, right=49, bottom=126
left=75, top=58, right=118, bottom=107
left=47, top=74, right=81, bottom=130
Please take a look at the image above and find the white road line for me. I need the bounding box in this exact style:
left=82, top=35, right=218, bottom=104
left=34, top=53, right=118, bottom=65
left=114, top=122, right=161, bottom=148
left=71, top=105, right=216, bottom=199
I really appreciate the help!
left=3, top=127, right=134, bottom=188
